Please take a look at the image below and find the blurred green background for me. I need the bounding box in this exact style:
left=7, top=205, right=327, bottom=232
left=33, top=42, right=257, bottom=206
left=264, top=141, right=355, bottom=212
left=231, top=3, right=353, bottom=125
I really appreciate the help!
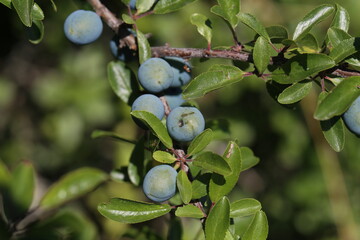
left=1, top=0, right=360, bottom=239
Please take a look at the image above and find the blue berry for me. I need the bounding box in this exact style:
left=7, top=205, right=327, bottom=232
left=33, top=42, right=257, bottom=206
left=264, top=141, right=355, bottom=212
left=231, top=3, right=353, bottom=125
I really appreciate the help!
left=131, top=94, right=165, bottom=120
left=343, top=96, right=360, bottom=136
left=164, top=57, right=192, bottom=87
left=164, top=88, right=185, bottom=110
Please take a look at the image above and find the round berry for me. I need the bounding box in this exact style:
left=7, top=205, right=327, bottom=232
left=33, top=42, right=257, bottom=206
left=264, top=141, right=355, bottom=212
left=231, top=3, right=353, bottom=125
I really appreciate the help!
left=164, top=57, right=192, bottom=87
left=131, top=94, right=165, bottom=120
left=343, top=96, right=360, bottom=136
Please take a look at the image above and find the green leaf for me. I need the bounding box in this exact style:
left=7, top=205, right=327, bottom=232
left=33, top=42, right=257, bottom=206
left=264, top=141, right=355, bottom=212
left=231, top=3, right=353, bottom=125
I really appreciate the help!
left=253, top=36, right=271, bottom=73
left=136, top=30, right=151, bottom=64
left=314, top=76, right=360, bottom=120
left=128, top=137, right=146, bottom=186
left=230, top=198, right=262, bottom=218
left=91, top=130, right=137, bottom=144
left=12, top=0, right=34, bottom=27
left=272, top=54, right=335, bottom=84
left=176, top=170, right=192, bottom=204
left=224, top=230, right=237, bottom=240
left=183, top=64, right=244, bottom=99
left=40, top=167, right=108, bottom=209
left=131, top=111, right=173, bottom=149
left=266, top=25, right=288, bottom=41
left=210, top=0, right=240, bottom=29
left=242, top=210, right=269, bottom=240
left=122, top=14, right=135, bottom=24
left=191, top=172, right=211, bottom=199
left=0, top=160, right=11, bottom=189
left=31, top=3, right=44, bottom=20
left=193, top=151, right=232, bottom=176
left=153, top=151, right=177, bottom=164
left=329, top=37, right=360, bottom=63
left=205, top=196, right=230, bottom=240
left=108, top=61, right=134, bottom=104
left=175, top=204, right=204, bottom=218
left=209, top=141, right=242, bottom=202
left=50, top=0, right=57, bottom=11
left=3, top=161, right=35, bottom=220
left=321, top=116, right=345, bottom=152
left=0, top=0, right=11, bottom=8
left=296, top=33, right=319, bottom=53
left=278, top=81, right=313, bottom=104
left=136, top=0, right=157, bottom=14
left=98, top=198, right=171, bottom=223
left=327, top=27, right=352, bottom=48
left=187, top=128, right=213, bottom=156
left=293, top=4, right=335, bottom=41
left=240, top=147, right=260, bottom=172
left=237, top=12, right=270, bottom=43
left=26, top=19, right=44, bottom=44
left=154, top=0, right=196, bottom=14
left=331, top=4, right=350, bottom=32
left=190, top=13, right=212, bottom=46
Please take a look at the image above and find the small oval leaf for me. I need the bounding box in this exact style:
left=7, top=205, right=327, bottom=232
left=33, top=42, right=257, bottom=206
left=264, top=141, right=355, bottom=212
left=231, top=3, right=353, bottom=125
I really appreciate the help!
left=12, top=0, right=34, bottom=27
left=40, top=167, right=108, bottom=209
left=230, top=198, right=262, bottom=218
left=242, top=210, right=269, bottom=240
left=193, top=151, right=232, bottom=176
left=98, top=198, right=171, bottom=223
left=107, top=61, right=134, bottom=104
left=240, top=147, right=260, bottom=172
left=205, top=196, right=230, bottom=240
left=131, top=111, right=173, bottom=149
left=176, top=170, right=192, bottom=204
left=175, top=204, right=204, bottom=218
left=136, top=30, right=151, bottom=64
left=154, top=0, right=197, bottom=14
left=153, top=151, right=177, bottom=164
left=187, top=128, right=213, bottom=156
left=136, top=0, right=156, bottom=14
left=237, top=12, right=270, bottom=43
left=278, top=81, right=313, bottom=104
left=331, top=4, right=350, bottom=32
left=321, top=116, right=345, bottom=152
left=190, top=13, right=212, bottom=46
left=253, top=36, right=271, bottom=73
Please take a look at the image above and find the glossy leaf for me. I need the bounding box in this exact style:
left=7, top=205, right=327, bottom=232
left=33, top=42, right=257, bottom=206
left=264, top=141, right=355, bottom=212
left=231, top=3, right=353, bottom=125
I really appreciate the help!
left=327, top=27, right=351, bottom=47
left=205, top=196, right=230, bottom=240
left=0, top=0, right=11, bottom=8
left=107, top=61, right=134, bottom=104
left=12, top=0, right=34, bottom=27
left=176, top=170, right=192, bottom=204
left=293, top=4, right=335, bottom=41
left=131, top=111, right=173, bottom=149
left=26, top=19, right=44, bottom=44
left=296, top=33, right=319, bottom=53
left=253, top=36, right=271, bottom=73
left=175, top=204, right=204, bottom=218
left=210, top=0, right=240, bottom=28
left=136, top=30, right=151, bottom=64
left=32, top=3, right=44, bottom=21
left=91, top=130, right=137, bottom=144
left=321, top=116, right=345, bottom=152
left=331, top=4, right=350, bottom=32
left=209, top=141, right=242, bottom=202
left=183, top=64, right=244, bottom=99
left=191, top=173, right=211, bottom=199
left=3, top=161, right=35, bottom=220
left=242, top=210, right=269, bottom=240
left=193, top=151, right=232, bottom=176
left=187, top=128, right=213, bottom=156
left=154, top=0, right=196, bottom=14
left=190, top=13, right=212, bottom=45
left=98, top=198, right=171, bottom=223
left=329, top=37, right=360, bottom=63
left=153, top=151, right=177, bottom=163
left=230, top=198, right=262, bottom=218
left=238, top=12, right=270, bottom=43
left=40, top=167, right=108, bottom=209
left=136, top=0, right=157, bottom=14
left=278, top=81, right=313, bottom=104
left=314, top=76, right=360, bottom=120
left=240, top=147, right=260, bottom=172
left=272, top=54, right=335, bottom=84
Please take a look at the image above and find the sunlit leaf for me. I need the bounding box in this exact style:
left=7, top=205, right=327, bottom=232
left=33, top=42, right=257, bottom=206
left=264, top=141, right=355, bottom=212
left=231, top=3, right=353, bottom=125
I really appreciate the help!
left=242, top=211, right=268, bottom=240
left=314, top=76, right=360, bottom=120
left=187, top=128, right=213, bottom=156
left=31, top=3, right=44, bottom=20
left=40, top=168, right=108, bottom=209
left=293, top=4, right=335, bottom=40
left=136, top=30, right=151, bottom=64
left=253, top=36, right=271, bottom=73
left=205, top=196, right=230, bottom=240
left=12, top=0, right=34, bottom=27
left=153, top=151, right=177, bottom=164
left=230, top=198, right=262, bottom=218
left=327, top=27, right=351, bottom=47
left=238, top=12, right=270, bottom=43
left=190, top=13, right=212, bottom=46
left=107, top=61, right=134, bottom=104
left=278, top=81, right=313, bottom=104
left=183, top=64, right=244, bottom=99
left=136, top=0, right=156, bottom=14
left=176, top=170, right=192, bottom=204
left=240, top=147, right=260, bottom=172
left=296, top=33, right=319, bottom=53
left=154, top=0, right=197, bottom=14
left=98, top=198, right=171, bottom=223
left=193, top=151, right=232, bottom=176
left=210, top=0, right=241, bottom=29
left=131, top=111, right=173, bottom=149
left=175, top=204, right=204, bottom=218
left=329, top=37, right=360, bottom=63
left=331, top=4, right=350, bottom=32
